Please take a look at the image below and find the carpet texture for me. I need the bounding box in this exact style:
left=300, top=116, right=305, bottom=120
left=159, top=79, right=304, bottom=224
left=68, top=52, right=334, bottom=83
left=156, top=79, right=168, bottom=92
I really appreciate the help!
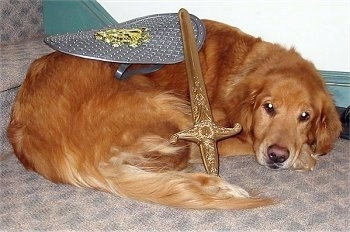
left=0, top=0, right=43, bottom=45
left=1, top=139, right=349, bottom=231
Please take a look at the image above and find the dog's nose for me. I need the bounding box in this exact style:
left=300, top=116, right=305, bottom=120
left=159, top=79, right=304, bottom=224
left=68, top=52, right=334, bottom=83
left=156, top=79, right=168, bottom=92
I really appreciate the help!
left=267, top=144, right=290, bottom=163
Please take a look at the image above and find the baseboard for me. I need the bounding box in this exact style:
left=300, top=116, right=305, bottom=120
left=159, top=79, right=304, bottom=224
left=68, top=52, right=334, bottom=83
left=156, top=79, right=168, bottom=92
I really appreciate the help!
left=321, top=70, right=350, bottom=108
left=43, top=0, right=117, bottom=35
left=337, top=106, right=350, bottom=140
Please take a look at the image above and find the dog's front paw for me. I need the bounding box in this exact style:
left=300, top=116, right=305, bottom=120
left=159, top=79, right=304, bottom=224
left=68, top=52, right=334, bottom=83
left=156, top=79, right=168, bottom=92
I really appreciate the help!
left=292, top=144, right=318, bottom=171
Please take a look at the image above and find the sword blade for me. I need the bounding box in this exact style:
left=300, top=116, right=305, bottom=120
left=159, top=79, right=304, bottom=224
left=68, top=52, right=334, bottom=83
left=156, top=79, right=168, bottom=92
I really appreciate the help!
left=178, top=8, right=213, bottom=123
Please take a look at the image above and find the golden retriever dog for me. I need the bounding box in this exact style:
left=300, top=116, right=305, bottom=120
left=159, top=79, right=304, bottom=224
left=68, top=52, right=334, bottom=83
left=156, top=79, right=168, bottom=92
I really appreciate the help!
left=7, top=20, right=341, bottom=209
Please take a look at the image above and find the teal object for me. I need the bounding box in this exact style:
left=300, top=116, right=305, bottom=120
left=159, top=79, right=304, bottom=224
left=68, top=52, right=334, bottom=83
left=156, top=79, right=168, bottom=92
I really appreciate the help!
left=43, top=0, right=117, bottom=35
left=322, top=71, right=350, bottom=107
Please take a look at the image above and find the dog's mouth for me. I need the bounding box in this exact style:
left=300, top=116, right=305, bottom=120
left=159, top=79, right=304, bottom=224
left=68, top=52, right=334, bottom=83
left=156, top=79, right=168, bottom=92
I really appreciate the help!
left=258, top=154, right=292, bottom=170
left=266, top=162, right=284, bottom=170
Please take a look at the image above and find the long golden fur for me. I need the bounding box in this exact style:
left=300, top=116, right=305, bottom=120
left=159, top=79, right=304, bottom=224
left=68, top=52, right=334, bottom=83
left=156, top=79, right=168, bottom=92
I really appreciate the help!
left=7, top=20, right=341, bottom=209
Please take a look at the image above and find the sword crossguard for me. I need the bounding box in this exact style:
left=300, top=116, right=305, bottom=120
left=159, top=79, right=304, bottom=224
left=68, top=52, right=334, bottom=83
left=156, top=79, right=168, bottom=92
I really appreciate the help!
left=170, top=121, right=241, bottom=144
left=170, top=121, right=241, bottom=175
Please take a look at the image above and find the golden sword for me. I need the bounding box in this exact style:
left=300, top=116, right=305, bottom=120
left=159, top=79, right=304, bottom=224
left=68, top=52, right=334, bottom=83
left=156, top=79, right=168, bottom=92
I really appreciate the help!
left=170, top=9, right=242, bottom=176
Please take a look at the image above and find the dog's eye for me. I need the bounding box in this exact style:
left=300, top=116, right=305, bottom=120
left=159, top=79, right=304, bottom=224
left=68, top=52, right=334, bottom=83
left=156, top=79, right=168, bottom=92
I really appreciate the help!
left=299, top=112, right=310, bottom=121
left=264, top=103, right=275, bottom=115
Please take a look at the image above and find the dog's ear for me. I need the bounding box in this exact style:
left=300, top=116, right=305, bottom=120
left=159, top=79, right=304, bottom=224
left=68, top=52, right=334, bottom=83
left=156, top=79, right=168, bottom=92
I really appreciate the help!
left=313, top=95, right=342, bottom=155
left=232, top=79, right=263, bottom=129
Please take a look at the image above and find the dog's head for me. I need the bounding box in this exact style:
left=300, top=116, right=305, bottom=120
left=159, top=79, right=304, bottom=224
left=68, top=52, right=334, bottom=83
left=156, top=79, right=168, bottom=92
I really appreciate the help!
left=226, top=46, right=342, bottom=171
left=252, top=74, right=341, bottom=171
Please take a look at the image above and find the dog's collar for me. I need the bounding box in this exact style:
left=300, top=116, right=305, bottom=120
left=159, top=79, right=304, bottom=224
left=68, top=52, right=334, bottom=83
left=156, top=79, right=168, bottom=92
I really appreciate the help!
left=44, top=13, right=206, bottom=79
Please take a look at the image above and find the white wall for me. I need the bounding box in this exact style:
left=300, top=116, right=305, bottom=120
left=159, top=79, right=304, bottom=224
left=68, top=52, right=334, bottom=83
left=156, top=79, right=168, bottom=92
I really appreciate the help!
left=98, top=0, right=350, bottom=72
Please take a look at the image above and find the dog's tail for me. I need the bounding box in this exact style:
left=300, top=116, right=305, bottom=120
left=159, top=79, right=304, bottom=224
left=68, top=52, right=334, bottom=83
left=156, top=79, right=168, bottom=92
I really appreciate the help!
left=62, top=145, right=273, bottom=210
left=97, top=163, right=273, bottom=210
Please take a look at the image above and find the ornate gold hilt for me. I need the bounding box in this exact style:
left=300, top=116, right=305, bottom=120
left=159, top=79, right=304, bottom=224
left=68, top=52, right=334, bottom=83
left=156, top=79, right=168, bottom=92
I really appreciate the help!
left=170, top=9, right=242, bottom=176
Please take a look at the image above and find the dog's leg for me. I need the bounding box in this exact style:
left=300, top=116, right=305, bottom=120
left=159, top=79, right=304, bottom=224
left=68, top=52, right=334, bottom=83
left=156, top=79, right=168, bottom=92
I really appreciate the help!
left=292, top=143, right=318, bottom=171
left=109, top=135, right=191, bottom=172
left=217, top=137, right=255, bottom=156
